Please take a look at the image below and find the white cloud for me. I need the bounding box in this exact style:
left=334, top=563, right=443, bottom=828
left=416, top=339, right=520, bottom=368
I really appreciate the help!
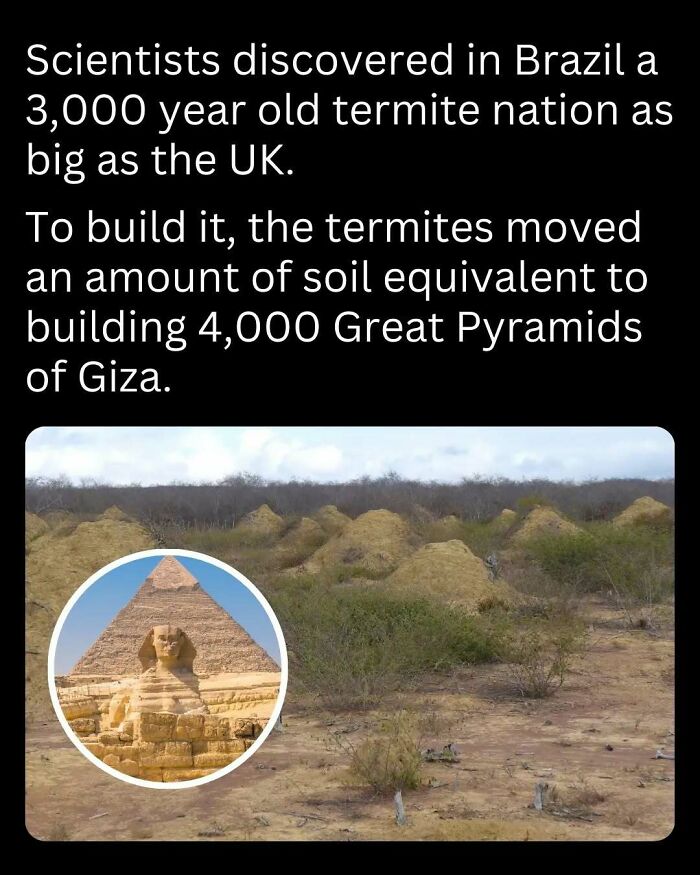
left=25, top=427, right=673, bottom=485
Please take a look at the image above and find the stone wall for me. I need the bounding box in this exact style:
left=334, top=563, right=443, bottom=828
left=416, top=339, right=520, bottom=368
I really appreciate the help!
left=65, top=708, right=266, bottom=783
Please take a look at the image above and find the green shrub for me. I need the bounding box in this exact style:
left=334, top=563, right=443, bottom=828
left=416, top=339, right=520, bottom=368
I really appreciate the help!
left=269, top=582, right=502, bottom=710
left=457, top=520, right=509, bottom=559
left=522, top=524, right=674, bottom=603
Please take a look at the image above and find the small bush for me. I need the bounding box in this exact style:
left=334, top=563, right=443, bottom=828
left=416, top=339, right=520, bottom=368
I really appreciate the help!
left=340, top=712, right=422, bottom=794
left=499, top=619, right=585, bottom=698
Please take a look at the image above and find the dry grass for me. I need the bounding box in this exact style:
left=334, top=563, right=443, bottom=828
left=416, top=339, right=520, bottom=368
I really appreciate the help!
left=339, top=712, right=423, bottom=794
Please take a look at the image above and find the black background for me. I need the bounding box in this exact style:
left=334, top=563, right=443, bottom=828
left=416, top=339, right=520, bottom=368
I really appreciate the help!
left=15, top=12, right=689, bottom=856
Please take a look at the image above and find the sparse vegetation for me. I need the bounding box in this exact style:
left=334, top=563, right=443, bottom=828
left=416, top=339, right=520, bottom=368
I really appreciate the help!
left=269, top=580, right=502, bottom=710
left=498, top=618, right=586, bottom=698
left=26, top=472, right=675, bottom=841
left=520, top=524, right=674, bottom=627
left=339, top=712, right=423, bottom=794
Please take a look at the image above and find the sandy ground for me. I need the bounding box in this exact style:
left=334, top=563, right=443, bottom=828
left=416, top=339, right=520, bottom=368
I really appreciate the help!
left=25, top=600, right=674, bottom=842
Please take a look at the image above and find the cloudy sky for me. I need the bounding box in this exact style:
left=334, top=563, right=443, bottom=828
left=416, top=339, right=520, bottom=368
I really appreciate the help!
left=25, top=427, right=673, bottom=485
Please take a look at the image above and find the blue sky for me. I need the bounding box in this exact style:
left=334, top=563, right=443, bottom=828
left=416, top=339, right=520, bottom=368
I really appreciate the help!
left=27, top=426, right=673, bottom=485
left=54, top=555, right=281, bottom=675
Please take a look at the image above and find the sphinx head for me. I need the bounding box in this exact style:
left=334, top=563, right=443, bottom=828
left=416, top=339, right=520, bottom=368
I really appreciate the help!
left=138, top=624, right=196, bottom=671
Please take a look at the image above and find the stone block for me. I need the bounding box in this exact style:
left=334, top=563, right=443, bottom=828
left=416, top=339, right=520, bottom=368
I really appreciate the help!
left=120, top=720, right=134, bottom=739
left=193, top=751, right=240, bottom=768
left=114, top=758, right=140, bottom=777
left=103, top=754, right=121, bottom=768
left=139, top=740, right=192, bottom=768
left=162, top=768, right=218, bottom=782
left=83, top=742, right=106, bottom=758
left=102, top=743, right=137, bottom=759
left=193, top=739, right=245, bottom=755
left=231, top=719, right=258, bottom=738
left=203, top=715, right=229, bottom=739
left=70, top=717, right=96, bottom=735
left=137, top=712, right=176, bottom=741
left=139, top=767, right=164, bottom=781
left=175, top=713, right=205, bottom=740
left=98, top=731, right=121, bottom=745
left=62, top=699, right=98, bottom=720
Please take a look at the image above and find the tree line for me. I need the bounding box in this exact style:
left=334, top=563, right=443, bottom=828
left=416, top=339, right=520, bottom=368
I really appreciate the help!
left=25, top=474, right=675, bottom=527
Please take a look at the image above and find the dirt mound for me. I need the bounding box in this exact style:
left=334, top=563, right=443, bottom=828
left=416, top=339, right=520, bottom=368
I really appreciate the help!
left=612, top=496, right=672, bottom=527
left=26, top=516, right=155, bottom=721
left=236, top=504, right=285, bottom=537
left=511, top=506, right=581, bottom=544
left=302, top=509, right=415, bottom=576
left=385, top=539, right=517, bottom=611
left=409, top=504, right=437, bottom=525
left=272, top=517, right=327, bottom=568
left=43, top=510, right=81, bottom=535
left=25, top=511, right=49, bottom=547
left=313, top=504, right=351, bottom=535
left=279, top=516, right=325, bottom=547
left=492, top=508, right=517, bottom=529
left=100, top=505, right=131, bottom=521
left=429, top=514, right=464, bottom=540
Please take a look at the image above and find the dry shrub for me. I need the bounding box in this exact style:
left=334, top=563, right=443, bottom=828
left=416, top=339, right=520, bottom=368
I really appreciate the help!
left=478, top=594, right=511, bottom=614
left=340, top=712, right=422, bottom=794
left=500, top=620, right=585, bottom=698
left=567, top=779, right=607, bottom=807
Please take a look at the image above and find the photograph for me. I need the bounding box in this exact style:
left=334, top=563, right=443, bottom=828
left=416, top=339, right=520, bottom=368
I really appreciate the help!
left=50, top=552, right=285, bottom=786
left=26, top=426, right=674, bottom=840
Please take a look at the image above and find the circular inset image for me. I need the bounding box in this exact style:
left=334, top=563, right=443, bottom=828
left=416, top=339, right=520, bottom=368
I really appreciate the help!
left=48, top=550, right=287, bottom=789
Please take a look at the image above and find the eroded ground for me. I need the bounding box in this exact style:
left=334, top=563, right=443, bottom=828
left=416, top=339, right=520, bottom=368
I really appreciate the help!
left=26, top=601, right=674, bottom=842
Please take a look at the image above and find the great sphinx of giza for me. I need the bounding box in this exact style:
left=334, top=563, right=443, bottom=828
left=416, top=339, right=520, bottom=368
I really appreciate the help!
left=109, top=624, right=207, bottom=732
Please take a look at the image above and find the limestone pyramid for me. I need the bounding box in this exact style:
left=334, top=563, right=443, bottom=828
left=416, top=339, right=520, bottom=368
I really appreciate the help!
left=70, top=556, right=278, bottom=677
left=612, top=496, right=672, bottom=527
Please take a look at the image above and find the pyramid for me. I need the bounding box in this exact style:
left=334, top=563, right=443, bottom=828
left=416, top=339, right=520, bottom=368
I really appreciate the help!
left=70, top=556, right=278, bottom=677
